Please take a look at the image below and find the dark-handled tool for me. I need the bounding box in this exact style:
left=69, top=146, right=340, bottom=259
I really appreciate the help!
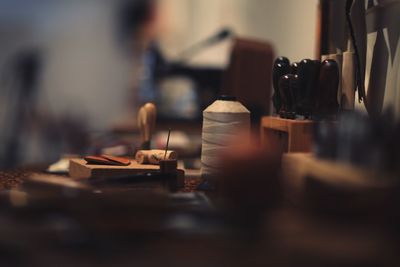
left=137, top=103, right=157, bottom=150
left=296, top=59, right=321, bottom=118
left=291, top=62, right=300, bottom=74
left=311, top=59, right=322, bottom=108
left=275, top=56, right=290, bottom=66
left=272, top=57, right=291, bottom=114
left=315, top=59, right=339, bottom=119
left=279, top=74, right=299, bottom=119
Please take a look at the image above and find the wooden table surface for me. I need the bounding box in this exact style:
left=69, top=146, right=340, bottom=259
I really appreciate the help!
left=0, top=162, right=399, bottom=266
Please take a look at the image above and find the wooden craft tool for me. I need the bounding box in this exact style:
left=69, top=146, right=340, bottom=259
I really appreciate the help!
left=137, top=103, right=157, bottom=150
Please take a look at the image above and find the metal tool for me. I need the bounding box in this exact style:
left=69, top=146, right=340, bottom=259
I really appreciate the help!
left=164, top=129, right=171, bottom=160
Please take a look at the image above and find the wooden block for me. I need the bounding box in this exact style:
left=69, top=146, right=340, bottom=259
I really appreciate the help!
left=261, top=116, right=315, bottom=153
left=282, top=153, right=400, bottom=213
left=282, top=153, right=397, bottom=189
left=69, top=158, right=184, bottom=187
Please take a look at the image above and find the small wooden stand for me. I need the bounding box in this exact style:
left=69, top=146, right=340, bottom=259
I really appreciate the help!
left=261, top=116, right=315, bottom=153
left=69, top=158, right=184, bottom=187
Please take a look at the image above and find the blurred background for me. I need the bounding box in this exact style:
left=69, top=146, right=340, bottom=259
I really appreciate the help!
left=0, top=0, right=318, bottom=167
left=0, top=0, right=399, bottom=167
left=0, top=1, right=400, bottom=266
left=158, top=0, right=317, bottom=65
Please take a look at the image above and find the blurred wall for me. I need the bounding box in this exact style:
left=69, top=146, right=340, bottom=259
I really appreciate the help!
left=38, top=1, right=135, bottom=130
left=0, top=0, right=137, bottom=165
left=0, top=1, right=136, bottom=132
left=158, top=0, right=319, bottom=66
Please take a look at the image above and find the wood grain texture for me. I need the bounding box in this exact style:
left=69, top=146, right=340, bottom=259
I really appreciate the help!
left=261, top=116, right=315, bottom=153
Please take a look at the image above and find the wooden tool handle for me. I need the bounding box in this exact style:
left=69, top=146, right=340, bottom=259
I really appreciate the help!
left=138, top=103, right=157, bottom=149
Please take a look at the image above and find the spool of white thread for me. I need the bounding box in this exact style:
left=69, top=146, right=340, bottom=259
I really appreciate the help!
left=200, top=96, right=250, bottom=178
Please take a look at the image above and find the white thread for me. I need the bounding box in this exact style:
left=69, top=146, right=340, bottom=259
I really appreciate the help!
left=200, top=99, right=250, bottom=178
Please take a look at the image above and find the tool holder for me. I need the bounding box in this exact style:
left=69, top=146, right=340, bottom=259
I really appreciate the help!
left=261, top=116, right=315, bottom=153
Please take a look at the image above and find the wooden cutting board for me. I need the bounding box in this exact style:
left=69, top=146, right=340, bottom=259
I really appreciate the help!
left=69, top=158, right=184, bottom=186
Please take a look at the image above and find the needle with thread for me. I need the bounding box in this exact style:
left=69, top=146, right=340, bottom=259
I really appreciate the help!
left=164, top=129, right=171, bottom=160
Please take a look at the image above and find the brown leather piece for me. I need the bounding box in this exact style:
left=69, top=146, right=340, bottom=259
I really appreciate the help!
left=84, top=155, right=131, bottom=166
left=101, top=155, right=131, bottom=166
left=84, top=156, right=116, bottom=165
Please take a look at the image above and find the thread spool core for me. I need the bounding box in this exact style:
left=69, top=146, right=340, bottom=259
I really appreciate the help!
left=217, top=95, right=236, bottom=101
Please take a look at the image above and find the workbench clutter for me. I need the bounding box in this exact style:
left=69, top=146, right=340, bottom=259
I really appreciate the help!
left=70, top=154, right=183, bottom=191
left=200, top=96, right=250, bottom=179
left=69, top=103, right=184, bottom=191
